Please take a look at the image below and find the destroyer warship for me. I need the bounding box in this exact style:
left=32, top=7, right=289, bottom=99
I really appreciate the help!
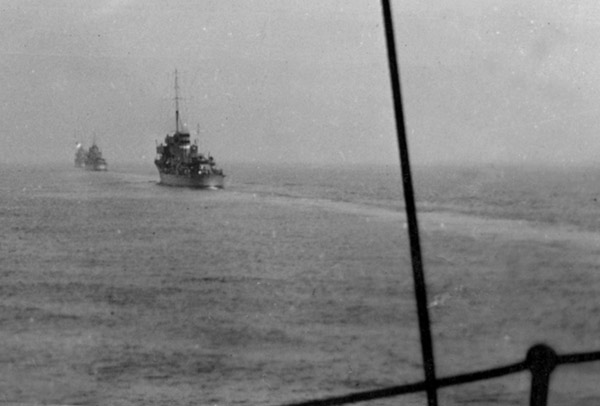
left=74, top=142, right=108, bottom=171
left=154, top=71, right=225, bottom=189
left=74, top=143, right=86, bottom=168
left=84, top=143, right=108, bottom=171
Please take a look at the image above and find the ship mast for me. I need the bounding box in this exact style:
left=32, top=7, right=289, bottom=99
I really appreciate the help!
left=174, top=69, right=180, bottom=134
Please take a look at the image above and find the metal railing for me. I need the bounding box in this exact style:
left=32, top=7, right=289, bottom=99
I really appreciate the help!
left=280, top=344, right=600, bottom=406
left=278, top=1, right=600, bottom=405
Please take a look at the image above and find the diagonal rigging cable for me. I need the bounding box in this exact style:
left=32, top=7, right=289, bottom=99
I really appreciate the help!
left=380, top=0, right=439, bottom=405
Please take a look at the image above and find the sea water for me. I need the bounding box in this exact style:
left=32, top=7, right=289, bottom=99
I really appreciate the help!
left=0, top=162, right=598, bottom=405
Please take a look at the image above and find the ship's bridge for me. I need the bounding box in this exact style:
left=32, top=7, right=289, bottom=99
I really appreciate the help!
left=174, top=131, right=191, bottom=146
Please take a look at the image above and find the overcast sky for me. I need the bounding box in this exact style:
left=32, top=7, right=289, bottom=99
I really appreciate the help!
left=2, top=0, right=600, bottom=166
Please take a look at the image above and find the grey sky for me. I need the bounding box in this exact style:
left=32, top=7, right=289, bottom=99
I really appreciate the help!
left=1, top=0, right=600, bottom=165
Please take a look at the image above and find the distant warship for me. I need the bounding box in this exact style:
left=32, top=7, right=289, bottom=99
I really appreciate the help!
left=74, top=142, right=108, bottom=171
left=154, top=71, right=225, bottom=189
left=84, top=143, right=108, bottom=171
left=74, top=143, right=86, bottom=168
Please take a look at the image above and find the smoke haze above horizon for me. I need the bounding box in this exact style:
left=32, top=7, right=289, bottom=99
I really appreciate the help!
left=2, top=0, right=600, bottom=167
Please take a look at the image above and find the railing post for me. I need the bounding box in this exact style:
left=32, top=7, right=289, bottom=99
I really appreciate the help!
left=527, top=344, right=558, bottom=406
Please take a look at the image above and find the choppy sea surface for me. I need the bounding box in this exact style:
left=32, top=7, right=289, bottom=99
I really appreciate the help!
left=0, top=162, right=598, bottom=406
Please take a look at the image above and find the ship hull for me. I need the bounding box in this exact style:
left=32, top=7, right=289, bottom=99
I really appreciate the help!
left=84, top=164, right=108, bottom=171
left=157, top=172, right=225, bottom=189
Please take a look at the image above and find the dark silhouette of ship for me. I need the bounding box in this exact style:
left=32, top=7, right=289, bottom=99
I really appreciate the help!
left=154, top=71, right=225, bottom=189
left=74, top=142, right=108, bottom=171
left=85, top=143, right=108, bottom=171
